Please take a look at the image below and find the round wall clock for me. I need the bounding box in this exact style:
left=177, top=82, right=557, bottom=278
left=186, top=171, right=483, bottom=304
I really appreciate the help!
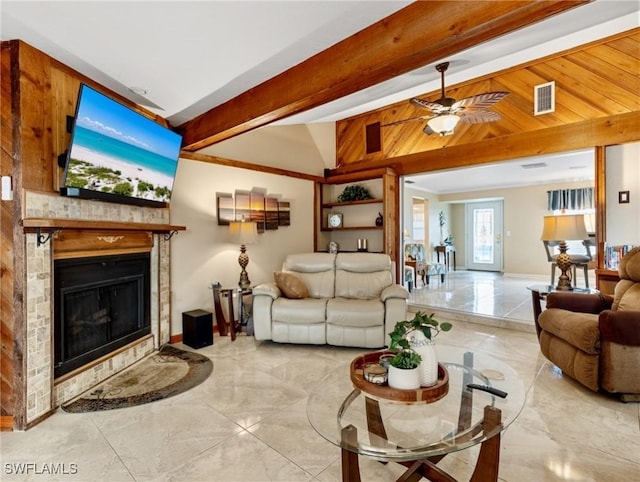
left=328, top=213, right=343, bottom=228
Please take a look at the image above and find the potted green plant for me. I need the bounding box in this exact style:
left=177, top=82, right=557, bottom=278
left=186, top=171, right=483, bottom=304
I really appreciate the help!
left=386, top=349, right=422, bottom=390
left=388, top=312, right=452, bottom=388
left=337, top=184, right=373, bottom=202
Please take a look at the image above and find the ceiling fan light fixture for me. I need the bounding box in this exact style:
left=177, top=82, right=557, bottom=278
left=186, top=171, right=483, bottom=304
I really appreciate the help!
left=427, top=114, right=460, bottom=136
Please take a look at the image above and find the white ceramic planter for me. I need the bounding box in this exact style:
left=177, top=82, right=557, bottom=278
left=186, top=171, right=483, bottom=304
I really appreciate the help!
left=410, top=331, right=439, bottom=387
left=388, top=365, right=421, bottom=390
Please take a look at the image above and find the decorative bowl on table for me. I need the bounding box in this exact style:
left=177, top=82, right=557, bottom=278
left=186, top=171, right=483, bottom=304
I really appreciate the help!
left=363, top=363, right=388, bottom=385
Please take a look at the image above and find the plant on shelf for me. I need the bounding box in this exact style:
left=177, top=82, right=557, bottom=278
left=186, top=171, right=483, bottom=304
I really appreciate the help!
left=337, top=184, right=373, bottom=203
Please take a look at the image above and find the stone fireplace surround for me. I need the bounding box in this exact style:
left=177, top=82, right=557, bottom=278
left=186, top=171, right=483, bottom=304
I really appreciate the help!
left=23, top=190, right=173, bottom=425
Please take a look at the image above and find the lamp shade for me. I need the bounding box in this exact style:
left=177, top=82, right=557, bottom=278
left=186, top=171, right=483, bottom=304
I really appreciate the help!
left=229, top=221, right=258, bottom=245
left=540, top=214, right=589, bottom=241
left=427, top=114, right=460, bottom=136
left=584, top=213, right=596, bottom=233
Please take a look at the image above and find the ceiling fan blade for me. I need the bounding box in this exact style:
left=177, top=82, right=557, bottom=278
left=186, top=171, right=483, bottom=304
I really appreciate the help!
left=382, top=114, right=433, bottom=127
left=459, top=110, right=502, bottom=124
left=452, top=92, right=509, bottom=111
left=407, top=64, right=508, bottom=134
left=410, top=97, right=449, bottom=113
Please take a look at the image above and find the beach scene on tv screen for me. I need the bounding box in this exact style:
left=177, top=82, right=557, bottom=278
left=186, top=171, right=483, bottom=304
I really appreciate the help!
left=65, top=86, right=182, bottom=203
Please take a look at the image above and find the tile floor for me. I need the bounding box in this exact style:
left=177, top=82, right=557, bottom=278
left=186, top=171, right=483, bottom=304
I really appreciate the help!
left=2, top=271, right=637, bottom=482
left=407, top=269, right=596, bottom=333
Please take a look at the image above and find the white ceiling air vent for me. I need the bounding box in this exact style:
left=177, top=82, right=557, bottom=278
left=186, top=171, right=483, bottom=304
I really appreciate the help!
left=534, top=81, right=555, bottom=115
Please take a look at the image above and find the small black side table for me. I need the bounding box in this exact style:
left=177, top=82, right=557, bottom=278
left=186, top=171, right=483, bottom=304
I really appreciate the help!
left=527, top=284, right=598, bottom=337
left=211, top=285, right=253, bottom=341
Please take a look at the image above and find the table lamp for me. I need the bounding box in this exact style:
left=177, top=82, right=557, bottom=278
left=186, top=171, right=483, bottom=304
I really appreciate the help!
left=540, top=214, right=588, bottom=291
left=228, top=220, right=258, bottom=288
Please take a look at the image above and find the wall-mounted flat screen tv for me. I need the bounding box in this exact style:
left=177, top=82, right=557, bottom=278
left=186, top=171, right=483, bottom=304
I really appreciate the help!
left=61, top=84, right=182, bottom=208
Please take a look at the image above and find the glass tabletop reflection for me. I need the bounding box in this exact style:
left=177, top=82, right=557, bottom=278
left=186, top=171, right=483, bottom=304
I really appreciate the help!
left=306, top=345, right=526, bottom=462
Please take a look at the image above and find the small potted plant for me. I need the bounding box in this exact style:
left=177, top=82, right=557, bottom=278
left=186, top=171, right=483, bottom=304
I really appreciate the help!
left=386, top=349, right=422, bottom=390
left=388, top=312, right=452, bottom=388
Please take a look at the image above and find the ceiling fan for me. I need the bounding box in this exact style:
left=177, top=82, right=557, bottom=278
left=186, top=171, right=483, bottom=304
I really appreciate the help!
left=384, top=62, right=509, bottom=136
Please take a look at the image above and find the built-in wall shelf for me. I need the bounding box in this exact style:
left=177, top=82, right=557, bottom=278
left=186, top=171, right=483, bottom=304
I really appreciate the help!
left=315, top=169, right=397, bottom=258
left=321, top=198, right=383, bottom=208
left=21, top=218, right=186, bottom=246
left=321, top=226, right=383, bottom=232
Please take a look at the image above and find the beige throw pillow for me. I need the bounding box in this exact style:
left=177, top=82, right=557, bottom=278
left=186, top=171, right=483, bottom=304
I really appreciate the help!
left=274, top=272, right=309, bottom=299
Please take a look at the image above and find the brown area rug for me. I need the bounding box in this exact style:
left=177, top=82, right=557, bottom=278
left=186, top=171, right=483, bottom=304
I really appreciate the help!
left=62, top=345, right=213, bottom=413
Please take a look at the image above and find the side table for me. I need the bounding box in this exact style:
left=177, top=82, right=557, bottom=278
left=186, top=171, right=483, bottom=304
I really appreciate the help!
left=527, top=284, right=598, bottom=337
left=435, top=245, right=456, bottom=271
left=211, top=285, right=253, bottom=341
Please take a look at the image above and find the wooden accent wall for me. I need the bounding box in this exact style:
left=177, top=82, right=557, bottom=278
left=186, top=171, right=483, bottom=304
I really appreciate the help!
left=0, top=40, right=175, bottom=430
left=382, top=170, right=399, bottom=263
left=335, top=29, right=640, bottom=171
left=1, top=42, right=17, bottom=429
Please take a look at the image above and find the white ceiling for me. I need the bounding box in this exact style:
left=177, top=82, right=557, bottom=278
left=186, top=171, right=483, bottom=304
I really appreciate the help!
left=405, top=148, right=595, bottom=195
left=2, top=0, right=638, bottom=192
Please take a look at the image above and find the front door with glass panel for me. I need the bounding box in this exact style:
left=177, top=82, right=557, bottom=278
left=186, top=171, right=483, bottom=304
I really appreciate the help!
left=466, top=201, right=503, bottom=271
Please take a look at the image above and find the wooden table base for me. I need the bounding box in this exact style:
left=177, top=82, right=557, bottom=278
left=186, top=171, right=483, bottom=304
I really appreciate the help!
left=340, top=405, right=503, bottom=482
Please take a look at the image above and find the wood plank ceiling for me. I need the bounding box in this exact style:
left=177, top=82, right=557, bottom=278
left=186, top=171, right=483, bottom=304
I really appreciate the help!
left=335, top=29, right=640, bottom=168
left=177, top=0, right=590, bottom=151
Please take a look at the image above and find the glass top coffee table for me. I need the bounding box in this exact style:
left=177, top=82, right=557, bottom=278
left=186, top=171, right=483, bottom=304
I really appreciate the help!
left=307, top=345, right=526, bottom=482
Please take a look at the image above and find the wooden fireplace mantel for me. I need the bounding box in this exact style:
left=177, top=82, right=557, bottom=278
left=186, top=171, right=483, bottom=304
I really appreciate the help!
left=22, top=218, right=186, bottom=233
left=21, top=218, right=186, bottom=248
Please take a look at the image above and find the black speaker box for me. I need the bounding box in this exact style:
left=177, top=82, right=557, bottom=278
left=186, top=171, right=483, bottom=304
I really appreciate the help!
left=182, top=309, right=213, bottom=348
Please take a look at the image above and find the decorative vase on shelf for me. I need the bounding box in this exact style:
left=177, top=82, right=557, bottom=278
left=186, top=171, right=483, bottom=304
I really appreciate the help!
left=410, top=331, right=438, bottom=387
left=388, top=365, right=421, bottom=390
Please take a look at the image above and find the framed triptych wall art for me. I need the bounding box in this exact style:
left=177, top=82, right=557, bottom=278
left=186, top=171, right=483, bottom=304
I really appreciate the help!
left=265, top=197, right=279, bottom=230
left=234, top=191, right=251, bottom=222
left=216, top=188, right=291, bottom=231
left=278, top=201, right=290, bottom=226
left=216, top=193, right=234, bottom=225
left=250, top=190, right=266, bottom=233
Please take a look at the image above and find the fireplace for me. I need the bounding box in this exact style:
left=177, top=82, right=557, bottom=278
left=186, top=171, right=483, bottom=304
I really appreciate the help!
left=54, top=252, right=151, bottom=378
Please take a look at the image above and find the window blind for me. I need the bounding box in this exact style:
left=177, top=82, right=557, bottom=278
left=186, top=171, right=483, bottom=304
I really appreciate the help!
left=547, top=187, right=594, bottom=211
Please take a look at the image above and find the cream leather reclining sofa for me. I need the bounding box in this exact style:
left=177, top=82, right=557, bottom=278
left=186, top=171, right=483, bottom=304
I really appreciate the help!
left=253, top=252, right=408, bottom=348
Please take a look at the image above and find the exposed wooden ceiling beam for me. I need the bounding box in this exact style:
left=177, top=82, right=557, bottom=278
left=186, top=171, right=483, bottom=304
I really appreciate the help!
left=327, top=111, right=640, bottom=178
left=179, top=151, right=323, bottom=182
left=178, top=0, right=589, bottom=151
